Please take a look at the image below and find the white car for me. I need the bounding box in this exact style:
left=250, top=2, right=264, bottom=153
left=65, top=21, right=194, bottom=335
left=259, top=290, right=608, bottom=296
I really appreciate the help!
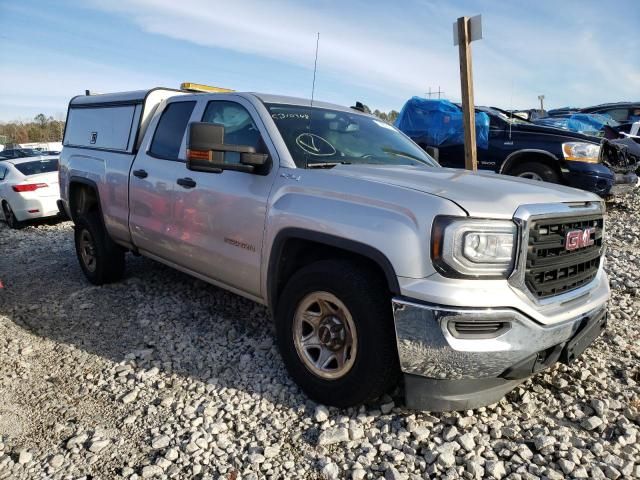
left=0, top=156, right=61, bottom=228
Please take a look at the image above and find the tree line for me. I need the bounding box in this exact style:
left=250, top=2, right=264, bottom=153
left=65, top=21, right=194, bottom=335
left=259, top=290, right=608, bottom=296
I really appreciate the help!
left=0, top=114, right=65, bottom=145
left=356, top=104, right=400, bottom=124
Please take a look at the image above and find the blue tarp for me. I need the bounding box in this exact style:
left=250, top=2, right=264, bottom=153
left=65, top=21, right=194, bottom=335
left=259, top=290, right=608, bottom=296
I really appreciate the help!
left=394, top=97, right=490, bottom=149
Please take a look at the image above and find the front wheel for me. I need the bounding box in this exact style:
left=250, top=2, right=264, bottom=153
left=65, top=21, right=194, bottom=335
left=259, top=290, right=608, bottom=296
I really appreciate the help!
left=74, top=211, right=125, bottom=285
left=275, top=260, right=399, bottom=407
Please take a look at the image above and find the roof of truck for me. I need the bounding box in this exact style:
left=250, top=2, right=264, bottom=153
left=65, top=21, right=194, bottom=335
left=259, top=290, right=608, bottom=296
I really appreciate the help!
left=69, top=88, right=182, bottom=107
left=249, top=93, right=356, bottom=113
left=69, top=88, right=356, bottom=114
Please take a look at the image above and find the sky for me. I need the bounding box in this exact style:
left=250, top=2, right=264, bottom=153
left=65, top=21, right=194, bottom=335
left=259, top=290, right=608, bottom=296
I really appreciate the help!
left=0, top=0, right=638, bottom=122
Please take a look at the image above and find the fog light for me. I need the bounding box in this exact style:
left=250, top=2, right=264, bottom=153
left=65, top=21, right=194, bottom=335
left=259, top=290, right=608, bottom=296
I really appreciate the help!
left=448, top=320, right=510, bottom=339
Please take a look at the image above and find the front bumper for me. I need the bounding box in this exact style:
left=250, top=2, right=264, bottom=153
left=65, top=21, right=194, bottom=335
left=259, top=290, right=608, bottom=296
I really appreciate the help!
left=393, top=298, right=607, bottom=411
left=562, top=161, right=638, bottom=196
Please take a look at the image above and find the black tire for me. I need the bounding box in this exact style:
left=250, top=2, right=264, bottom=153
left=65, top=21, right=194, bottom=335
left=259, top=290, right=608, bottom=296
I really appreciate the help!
left=509, top=161, right=560, bottom=183
left=74, top=211, right=125, bottom=285
left=2, top=201, right=23, bottom=229
left=275, top=260, right=400, bottom=407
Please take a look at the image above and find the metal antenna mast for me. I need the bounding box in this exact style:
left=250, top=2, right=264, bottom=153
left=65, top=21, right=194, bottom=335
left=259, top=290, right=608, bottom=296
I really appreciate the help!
left=311, top=32, right=320, bottom=107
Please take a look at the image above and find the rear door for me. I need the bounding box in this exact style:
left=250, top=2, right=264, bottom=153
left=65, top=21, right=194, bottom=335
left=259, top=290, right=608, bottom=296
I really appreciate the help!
left=128, top=99, right=197, bottom=259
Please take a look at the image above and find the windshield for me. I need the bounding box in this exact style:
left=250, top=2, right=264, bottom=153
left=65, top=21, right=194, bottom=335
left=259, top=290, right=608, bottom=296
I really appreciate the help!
left=14, top=159, right=59, bottom=176
left=266, top=104, right=439, bottom=168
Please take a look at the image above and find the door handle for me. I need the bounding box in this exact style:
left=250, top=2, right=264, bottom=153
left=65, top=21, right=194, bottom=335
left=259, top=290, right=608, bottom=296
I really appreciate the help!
left=132, top=169, right=148, bottom=179
left=177, top=177, right=197, bottom=189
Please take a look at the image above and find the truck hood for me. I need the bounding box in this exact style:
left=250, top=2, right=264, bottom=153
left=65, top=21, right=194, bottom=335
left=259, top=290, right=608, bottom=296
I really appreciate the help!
left=329, top=165, right=599, bottom=218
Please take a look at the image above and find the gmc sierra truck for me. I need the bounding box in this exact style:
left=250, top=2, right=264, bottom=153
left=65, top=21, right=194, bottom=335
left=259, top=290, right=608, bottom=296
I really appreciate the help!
left=58, top=86, right=610, bottom=411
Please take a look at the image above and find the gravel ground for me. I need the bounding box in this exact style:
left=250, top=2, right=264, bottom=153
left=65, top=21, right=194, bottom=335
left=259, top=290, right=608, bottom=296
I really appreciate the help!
left=0, top=196, right=639, bottom=480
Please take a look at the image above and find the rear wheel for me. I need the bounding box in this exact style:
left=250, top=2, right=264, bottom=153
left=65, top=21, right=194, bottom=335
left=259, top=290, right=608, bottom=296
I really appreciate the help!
left=74, top=211, right=125, bottom=285
left=275, top=260, right=399, bottom=407
left=509, top=161, right=560, bottom=183
left=2, top=202, right=23, bottom=229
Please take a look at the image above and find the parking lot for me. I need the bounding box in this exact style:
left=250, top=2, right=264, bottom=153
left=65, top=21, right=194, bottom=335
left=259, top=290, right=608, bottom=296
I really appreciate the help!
left=0, top=195, right=637, bottom=480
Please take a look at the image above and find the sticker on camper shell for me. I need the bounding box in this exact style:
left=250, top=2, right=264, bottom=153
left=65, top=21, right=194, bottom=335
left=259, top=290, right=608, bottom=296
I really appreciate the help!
left=90, top=132, right=98, bottom=144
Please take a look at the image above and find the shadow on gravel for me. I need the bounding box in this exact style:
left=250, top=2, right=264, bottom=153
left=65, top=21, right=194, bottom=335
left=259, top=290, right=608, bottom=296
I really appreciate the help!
left=1, top=226, right=320, bottom=418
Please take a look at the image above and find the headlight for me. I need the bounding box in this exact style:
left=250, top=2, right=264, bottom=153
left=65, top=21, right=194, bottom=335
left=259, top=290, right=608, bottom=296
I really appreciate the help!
left=431, top=217, right=517, bottom=278
left=562, top=142, right=600, bottom=163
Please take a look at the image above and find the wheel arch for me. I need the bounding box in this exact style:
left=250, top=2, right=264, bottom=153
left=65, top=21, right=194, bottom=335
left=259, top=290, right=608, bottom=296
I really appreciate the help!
left=267, top=228, right=401, bottom=313
left=68, top=176, right=103, bottom=224
left=500, top=149, right=561, bottom=176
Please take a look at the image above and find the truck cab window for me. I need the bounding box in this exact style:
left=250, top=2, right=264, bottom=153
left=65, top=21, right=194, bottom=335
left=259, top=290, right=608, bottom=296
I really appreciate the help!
left=149, top=101, right=196, bottom=160
left=600, top=108, right=629, bottom=123
left=202, top=101, right=261, bottom=165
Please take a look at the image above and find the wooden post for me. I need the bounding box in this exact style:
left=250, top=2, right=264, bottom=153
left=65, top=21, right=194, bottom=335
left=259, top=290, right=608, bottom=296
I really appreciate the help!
left=457, top=16, right=477, bottom=172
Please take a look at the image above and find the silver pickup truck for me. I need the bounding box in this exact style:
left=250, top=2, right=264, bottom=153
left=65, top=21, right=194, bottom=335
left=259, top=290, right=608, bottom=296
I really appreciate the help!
left=58, top=87, right=609, bottom=411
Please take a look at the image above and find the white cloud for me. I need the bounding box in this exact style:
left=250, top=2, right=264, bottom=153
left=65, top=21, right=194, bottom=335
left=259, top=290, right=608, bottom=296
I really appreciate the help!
left=2, top=0, right=638, bottom=120
left=89, top=0, right=466, bottom=107
left=89, top=0, right=640, bottom=111
left=93, top=0, right=458, bottom=94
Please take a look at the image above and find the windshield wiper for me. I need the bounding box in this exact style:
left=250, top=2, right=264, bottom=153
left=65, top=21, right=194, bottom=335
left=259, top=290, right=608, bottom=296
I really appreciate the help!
left=306, top=161, right=351, bottom=169
left=382, top=148, right=427, bottom=163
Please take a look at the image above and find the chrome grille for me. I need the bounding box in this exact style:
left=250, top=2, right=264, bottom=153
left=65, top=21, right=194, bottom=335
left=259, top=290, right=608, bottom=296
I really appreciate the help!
left=525, top=214, right=603, bottom=299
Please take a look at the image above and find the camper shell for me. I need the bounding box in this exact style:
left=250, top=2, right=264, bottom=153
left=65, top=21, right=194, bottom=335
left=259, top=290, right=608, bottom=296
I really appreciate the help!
left=64, top=88, right=184, bottom=154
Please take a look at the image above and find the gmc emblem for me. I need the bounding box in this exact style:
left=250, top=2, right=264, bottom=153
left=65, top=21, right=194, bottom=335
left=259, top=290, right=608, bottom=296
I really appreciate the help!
left=565, top=227, right=596, bottom=251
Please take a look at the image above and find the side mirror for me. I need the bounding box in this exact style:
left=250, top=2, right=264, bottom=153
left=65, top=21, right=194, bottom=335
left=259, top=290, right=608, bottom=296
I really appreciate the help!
left=186, top=122, right=270, bottom=174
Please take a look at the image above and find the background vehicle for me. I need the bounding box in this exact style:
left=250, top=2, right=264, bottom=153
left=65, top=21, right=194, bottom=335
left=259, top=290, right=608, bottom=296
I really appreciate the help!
left=0, top=156, right=60, bottom=228
left=546, top=102, right=640, bottom=124
left=395, top=98, right=638, bottom=196
left=578, top=102, right=640, bottom=124
left=58, top=87, right=609, bottom=411
left=531, top=113, right=618, bottom=137
left=19, top=142, right=63, bottom=153
left=546, top=106, right=579, bottom=117
left=0, top=148, right=53, bottom=159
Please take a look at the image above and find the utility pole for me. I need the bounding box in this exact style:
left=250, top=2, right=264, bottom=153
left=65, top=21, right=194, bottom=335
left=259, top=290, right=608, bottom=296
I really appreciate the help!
left=454, top=15, right=482, bottom=172
left=538, top=95, right=545, bottom=114
left=425, top=86, right=445, bottom=99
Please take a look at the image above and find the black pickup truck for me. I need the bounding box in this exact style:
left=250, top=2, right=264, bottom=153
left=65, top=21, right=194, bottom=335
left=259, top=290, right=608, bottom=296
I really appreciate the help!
left=397, top=100, right=638, bottom=196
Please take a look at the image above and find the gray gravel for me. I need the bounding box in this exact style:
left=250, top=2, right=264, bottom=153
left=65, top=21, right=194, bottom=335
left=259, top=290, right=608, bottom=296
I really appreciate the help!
left=0, top=194, right=639, bottom=479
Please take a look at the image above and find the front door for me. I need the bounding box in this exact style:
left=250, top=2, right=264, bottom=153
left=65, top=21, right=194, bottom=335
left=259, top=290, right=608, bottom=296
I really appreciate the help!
left=169, top=98, right=278, bottom=298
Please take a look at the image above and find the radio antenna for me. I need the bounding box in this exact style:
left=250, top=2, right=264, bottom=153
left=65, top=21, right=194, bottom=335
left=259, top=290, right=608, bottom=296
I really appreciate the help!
left=304, top=32, right=320, bottom=169
left=508, top=80, right=514, bottom=141
left=310, top=32, right=320, bottom=107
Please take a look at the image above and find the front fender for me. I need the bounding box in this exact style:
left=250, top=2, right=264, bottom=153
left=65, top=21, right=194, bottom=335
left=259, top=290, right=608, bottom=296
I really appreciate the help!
left=261, top=171, right=467, bottom=305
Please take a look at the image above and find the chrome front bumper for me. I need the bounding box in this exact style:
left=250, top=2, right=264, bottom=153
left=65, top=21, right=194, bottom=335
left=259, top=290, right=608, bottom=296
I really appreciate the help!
left=393, top=298, right=607, bottom=411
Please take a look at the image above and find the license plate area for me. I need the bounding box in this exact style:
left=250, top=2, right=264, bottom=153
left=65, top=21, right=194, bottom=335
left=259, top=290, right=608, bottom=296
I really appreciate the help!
left=561, top=309, right=607, bottom=364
